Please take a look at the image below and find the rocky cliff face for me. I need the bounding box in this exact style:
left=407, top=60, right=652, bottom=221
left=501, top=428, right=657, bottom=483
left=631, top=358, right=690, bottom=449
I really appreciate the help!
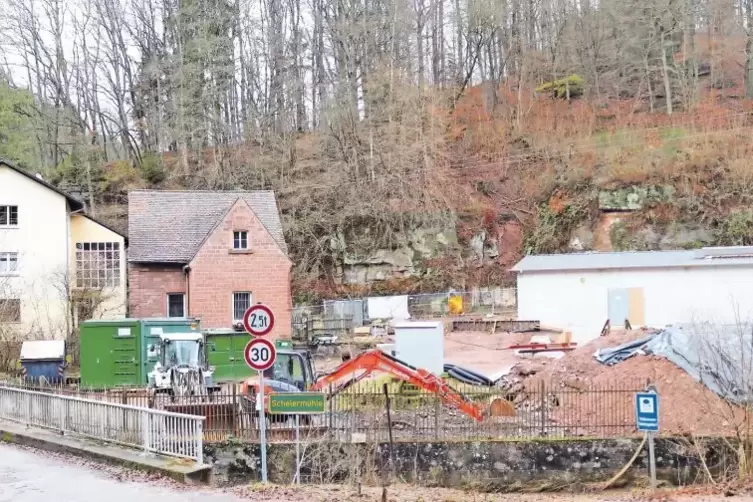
left=329, top=184, right=729, bottom=290
left=326, top=212, right=519, bottom=288
left=569, top=186, right=716, bottom=253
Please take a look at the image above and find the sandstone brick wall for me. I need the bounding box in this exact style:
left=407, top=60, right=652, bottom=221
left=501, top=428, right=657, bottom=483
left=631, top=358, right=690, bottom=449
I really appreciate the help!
left=128, top=263, right=186, bottom=318
left=186, top=199, right=292, bottom=335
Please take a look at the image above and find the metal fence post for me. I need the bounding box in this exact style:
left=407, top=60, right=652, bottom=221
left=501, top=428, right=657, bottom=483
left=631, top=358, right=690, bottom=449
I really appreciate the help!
left=59, top=397, right=66, bottom=434
left=196, top=419, right=204, bottom=464
left=141, top=409, right=150, bottom=455
left=26, top=391, right=31, bottom=425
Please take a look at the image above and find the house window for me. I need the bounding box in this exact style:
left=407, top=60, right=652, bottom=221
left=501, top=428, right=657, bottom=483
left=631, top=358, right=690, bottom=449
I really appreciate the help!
left=167, top=293, right=186, bottom=318
left=75, top=242, right=121, bottom=288
left=233, top=292, right=252, bottom=321
left=0, top=252, right=18, bottom=274
left=233, top=231, right=248, bottom=250
left=0, top=206, right=18, bottom=227
left=0, top=298, right=21, bottom=322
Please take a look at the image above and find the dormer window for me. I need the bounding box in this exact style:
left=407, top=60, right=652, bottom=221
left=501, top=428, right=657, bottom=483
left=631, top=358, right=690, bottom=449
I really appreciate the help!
left=233, top=231, right=248, bottom=250
left=0, top=206, right=18, bottom=227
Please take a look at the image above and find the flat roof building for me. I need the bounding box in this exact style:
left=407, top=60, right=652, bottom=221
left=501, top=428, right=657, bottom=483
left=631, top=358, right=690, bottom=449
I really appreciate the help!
left=512, top=246, right=753, bottom=341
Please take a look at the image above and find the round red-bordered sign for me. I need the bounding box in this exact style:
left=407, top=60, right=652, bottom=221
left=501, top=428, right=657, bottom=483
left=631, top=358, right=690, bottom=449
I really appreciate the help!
left=244, top=338, right=277, bottom=371
left=242, top=304, right=275, bottom=336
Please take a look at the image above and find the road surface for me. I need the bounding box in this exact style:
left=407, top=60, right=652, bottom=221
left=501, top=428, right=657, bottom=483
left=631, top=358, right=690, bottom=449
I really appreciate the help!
left=0, top=443, right=241, bottom=502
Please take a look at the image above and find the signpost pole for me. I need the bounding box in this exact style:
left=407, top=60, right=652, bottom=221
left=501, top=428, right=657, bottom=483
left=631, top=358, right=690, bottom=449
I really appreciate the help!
left=635, top=386, right=659, bottom=490
left=259, top=370, right=268, bottom=483
left=295, top=414, right=301, bottom=485
left=242, top=303, right=277, bottom=485
left=647, top=430, right=656, bottom=488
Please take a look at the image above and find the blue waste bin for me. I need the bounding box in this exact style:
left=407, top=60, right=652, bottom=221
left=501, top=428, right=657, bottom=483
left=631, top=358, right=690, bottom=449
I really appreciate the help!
left=19, top=340, right=66, bottom=385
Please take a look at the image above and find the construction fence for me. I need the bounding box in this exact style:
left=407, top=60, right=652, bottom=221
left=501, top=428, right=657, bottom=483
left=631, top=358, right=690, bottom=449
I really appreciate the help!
left=292, top=286, right=517, bottom=335
left=3, top=378, right=646, bottom=444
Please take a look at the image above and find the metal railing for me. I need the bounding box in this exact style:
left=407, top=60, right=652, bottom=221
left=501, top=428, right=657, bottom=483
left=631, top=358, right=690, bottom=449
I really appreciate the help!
left=0, top=386, right=205, bottom=463
left=3, top=379, right=644, bottom=443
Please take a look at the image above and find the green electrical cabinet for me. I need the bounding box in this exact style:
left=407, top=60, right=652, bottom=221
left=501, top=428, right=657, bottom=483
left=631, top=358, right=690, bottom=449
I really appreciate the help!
left=80, top=318, right=201, bottom=388
left=204, top=329, right=293, bottom=383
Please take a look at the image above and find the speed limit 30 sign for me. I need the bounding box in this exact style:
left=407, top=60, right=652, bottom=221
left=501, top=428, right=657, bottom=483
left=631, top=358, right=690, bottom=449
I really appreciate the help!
left=243, top=304, right=275, bottom=336
left=244, top=338, right=277, bottom=371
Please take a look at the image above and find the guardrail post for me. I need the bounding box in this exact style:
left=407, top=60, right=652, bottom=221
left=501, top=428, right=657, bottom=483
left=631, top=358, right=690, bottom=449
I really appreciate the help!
left=59, top=397, right=66, bottom=434
left=26, top=391, right=31, bottom=425
left=141, top=409, right=150, bottom=456
left=196, top=419, right=204, bottom=464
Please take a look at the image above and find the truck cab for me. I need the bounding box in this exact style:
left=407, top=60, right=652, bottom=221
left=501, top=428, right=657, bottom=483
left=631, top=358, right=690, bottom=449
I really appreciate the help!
left=262, top=349, right=317, bottom=391
left=148, top=333, right=217, bottom=394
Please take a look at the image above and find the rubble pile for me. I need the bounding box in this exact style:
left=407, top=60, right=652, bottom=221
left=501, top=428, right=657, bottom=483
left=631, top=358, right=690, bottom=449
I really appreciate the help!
left=503, top=330, right=745, bottom=436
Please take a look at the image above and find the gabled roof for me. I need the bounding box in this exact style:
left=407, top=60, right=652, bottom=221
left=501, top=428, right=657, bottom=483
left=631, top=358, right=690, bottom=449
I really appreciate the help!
left=511, top=246, right=753, bottom=273
left=128, top=190, right=288, bottom=263
left=0, top=159, right=86, bottom=211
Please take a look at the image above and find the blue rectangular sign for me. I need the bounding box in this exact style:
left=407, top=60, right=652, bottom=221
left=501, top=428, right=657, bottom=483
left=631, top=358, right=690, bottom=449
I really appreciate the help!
left=635, top=392, right=659, bottom=432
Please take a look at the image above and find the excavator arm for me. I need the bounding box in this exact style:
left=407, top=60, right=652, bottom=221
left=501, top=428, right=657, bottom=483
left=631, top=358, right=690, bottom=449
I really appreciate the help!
left=311, top=349, right=485, bottom=422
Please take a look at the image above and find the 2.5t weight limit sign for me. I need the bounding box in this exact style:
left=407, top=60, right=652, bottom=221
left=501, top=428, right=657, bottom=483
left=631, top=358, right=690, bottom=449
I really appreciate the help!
left=244, top=338, right=277, bottom=371
left=243, top=304, right=275, bottom=336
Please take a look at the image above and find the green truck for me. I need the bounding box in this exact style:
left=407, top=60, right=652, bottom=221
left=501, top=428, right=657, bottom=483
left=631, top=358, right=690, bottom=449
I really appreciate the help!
left=80, top=318, right=201, bottom=388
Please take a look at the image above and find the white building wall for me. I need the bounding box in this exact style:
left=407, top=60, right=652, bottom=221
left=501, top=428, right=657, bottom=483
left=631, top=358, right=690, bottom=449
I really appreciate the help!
left=0, top=166, right=70, bottom=339
left=517, top=265, right=753, bottom=343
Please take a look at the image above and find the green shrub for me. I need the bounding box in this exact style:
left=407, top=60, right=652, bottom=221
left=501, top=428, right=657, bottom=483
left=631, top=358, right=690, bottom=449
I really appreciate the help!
left=139, top=152, right=166, bottom=184
left=523, top=200, right=591, bottom=254
left=715, top=212, right=753, bottom=246
left=535, top=74, right=585, bottom=99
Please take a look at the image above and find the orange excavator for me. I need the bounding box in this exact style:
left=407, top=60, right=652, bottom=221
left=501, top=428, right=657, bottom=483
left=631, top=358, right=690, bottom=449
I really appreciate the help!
left=236, top=347, right=487, bottom=423
left=310, top=349, right=486, bottom=422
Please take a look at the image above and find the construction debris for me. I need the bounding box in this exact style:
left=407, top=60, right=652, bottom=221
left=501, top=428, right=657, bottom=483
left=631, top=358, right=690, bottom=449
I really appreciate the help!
left=505, top=329, right=746, bottom=436
left=595, top=324, right=753, bottom=405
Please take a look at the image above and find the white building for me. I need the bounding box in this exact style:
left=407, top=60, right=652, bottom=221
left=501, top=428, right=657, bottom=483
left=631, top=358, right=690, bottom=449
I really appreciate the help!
left=0, top=160, right=127, bottom=340
left=512, top=246, right=753, bottom=342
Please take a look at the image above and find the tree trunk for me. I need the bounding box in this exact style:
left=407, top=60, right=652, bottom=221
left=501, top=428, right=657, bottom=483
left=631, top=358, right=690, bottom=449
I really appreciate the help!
left=660, top=30, right=673, bottom=115
left=746, top=32, right=753, bottom=98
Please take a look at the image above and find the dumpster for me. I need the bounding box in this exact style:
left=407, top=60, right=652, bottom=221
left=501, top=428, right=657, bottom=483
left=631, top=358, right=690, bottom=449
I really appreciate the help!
left=20, top=340, right=66, bottom=385
left=204, top=329, right=293, bottom=382
left=80, top=318, right=201, bottom=388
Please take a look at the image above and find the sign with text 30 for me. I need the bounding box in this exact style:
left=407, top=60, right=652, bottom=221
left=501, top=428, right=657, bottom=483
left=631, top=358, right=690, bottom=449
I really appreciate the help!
left=244, top=338, right=276, bottom=371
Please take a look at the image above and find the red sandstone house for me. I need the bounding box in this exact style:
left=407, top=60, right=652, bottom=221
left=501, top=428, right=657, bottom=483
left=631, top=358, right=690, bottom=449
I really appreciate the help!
left=127, top=190, right=292, bottom=336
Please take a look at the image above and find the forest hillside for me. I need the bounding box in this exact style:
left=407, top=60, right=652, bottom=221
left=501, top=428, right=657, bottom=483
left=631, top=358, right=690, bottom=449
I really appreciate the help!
left=1, top=0, right=753, bottom=300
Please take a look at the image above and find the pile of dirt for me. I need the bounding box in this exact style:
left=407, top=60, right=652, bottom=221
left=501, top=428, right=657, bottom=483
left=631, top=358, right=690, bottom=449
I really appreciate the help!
left=506, top=329, right=745, bottom=436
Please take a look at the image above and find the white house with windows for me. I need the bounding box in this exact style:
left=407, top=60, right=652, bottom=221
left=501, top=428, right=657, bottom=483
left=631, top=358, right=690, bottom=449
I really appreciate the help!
left=0, top=160, right=127, bottom=340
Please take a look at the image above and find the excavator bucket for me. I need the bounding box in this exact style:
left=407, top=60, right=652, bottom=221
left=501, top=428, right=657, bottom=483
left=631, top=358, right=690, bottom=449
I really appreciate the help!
left=488, top=396, right=516, bottom=417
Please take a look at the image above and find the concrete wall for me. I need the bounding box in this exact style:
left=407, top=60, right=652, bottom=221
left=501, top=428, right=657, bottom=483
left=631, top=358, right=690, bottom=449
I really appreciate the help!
left=204, top=438, right=719, bottom=489
left=69, top=215, right=127, bottom=319
left=517, top=265, right=753, bottom=342
left=0, top=165, right=70, bottom=339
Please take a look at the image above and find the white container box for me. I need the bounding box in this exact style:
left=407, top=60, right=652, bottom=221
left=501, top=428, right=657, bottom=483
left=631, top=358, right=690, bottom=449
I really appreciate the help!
left=393, top=321, right=444, bottom=375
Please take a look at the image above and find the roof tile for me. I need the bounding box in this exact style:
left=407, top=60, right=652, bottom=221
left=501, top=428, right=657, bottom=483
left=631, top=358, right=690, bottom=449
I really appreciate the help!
left=128, top=190, right=287, bottom=263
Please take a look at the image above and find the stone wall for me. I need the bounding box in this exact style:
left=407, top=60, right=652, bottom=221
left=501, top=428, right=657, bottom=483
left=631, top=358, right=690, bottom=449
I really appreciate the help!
left=204, top=437, right=729, bottom=490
